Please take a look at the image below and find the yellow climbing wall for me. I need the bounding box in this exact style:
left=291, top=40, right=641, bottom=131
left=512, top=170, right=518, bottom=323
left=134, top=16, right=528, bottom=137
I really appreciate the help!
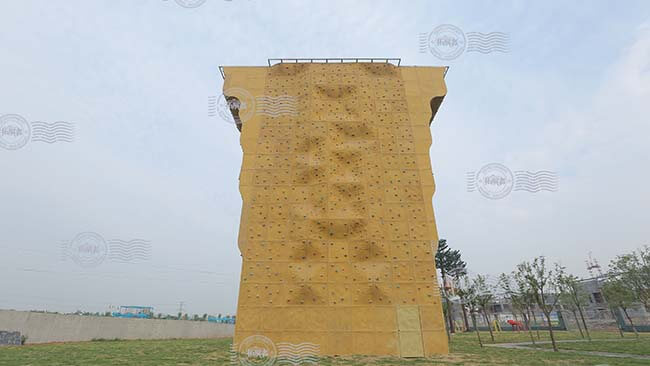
left=223, top=62, right=448, bottom=356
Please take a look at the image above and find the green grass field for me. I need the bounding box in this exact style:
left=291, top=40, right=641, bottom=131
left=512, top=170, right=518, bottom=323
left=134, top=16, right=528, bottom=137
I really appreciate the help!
left=535, top=337, right=650, bottom=356
left=1, top=331, right=649, bottom=365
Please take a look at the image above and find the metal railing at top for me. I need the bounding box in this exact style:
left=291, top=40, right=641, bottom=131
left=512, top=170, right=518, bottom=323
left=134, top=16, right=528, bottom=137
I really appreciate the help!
left=267, top=58, right=401, bottom=66
left=219, top=59, right=450, bottom=79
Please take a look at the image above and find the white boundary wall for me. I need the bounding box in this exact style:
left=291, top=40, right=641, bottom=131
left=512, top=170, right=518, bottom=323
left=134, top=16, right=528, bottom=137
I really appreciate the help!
left=0, top=310, right=234, bottom=344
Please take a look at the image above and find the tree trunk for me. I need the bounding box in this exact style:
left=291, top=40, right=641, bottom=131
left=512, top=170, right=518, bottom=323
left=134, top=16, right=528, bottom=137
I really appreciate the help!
left=444, top=305, right=451, bottom=343
left=610, top=307, right=625, bottom=338
left=461, top=303, right=470, bottom=332
left=513, top=313, right=520, bottom=332
left=523, top=312, right=536, bottom=346
left=577, top=305, right=591, bottom=341
left=441, top=272, right=455, bottom=334
left=482, top=310, right=495, bottom=342
left=544, top=311, right=558, bottom=352
left=572, top=309, right=584, bottom=338
left=471, top=312, right=483, bottom=347
left=529, top=306, right=541, bottom=339
left=622, top=307, right=639, bottom=339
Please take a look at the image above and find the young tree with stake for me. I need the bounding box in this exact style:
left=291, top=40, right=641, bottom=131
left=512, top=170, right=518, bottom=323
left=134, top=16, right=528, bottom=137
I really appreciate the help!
left=472, top=275, right=496, bottom=342
left=557, top=273, right=591, bottom=340
left=457, top=276, right=483, bottom=347
left=602, top=277, right=640, bottom=338
left=499, top=273, right=537, bottom=346
left=516, top=257, right=564, bottom=352
left=608, top=246, right=650, bottom=311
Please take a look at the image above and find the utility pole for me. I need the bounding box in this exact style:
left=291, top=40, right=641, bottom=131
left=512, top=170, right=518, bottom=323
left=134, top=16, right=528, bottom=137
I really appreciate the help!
left=178, top=301, right=184, bottom=318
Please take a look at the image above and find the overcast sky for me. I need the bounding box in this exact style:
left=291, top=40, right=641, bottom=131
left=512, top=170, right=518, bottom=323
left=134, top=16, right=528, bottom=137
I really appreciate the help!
left=1, top=0, right=649, bottom=316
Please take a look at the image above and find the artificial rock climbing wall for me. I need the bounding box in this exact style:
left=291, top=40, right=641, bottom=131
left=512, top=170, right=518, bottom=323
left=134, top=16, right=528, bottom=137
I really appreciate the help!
left=222, top=62, right=448, bottom=357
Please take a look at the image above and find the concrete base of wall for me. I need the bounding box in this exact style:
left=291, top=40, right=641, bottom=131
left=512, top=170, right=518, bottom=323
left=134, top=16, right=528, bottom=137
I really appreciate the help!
left=0, top=310, right=234, bottom=344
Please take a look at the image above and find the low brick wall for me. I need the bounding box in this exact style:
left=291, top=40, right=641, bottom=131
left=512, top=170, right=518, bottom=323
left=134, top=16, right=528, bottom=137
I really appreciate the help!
left=0, top=310, right=234, bottom=344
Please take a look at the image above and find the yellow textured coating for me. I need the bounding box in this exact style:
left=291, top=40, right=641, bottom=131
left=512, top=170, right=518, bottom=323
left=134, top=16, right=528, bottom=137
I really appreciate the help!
left=223, top=63, right=448, bottom=357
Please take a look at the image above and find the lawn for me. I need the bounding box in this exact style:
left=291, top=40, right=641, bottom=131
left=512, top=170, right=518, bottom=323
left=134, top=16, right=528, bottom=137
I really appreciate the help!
left=535, top=337, right=650, bottom=356
left=1, top=331, right=649, bottom=365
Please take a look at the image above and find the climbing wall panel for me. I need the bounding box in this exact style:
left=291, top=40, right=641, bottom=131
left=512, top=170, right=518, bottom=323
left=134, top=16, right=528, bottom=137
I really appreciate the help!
left=223, top=62, right=448, bottom=356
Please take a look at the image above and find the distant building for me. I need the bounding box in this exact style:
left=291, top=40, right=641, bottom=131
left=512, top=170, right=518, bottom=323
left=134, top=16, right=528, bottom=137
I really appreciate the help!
left=112, top=306, right=153, bottom=319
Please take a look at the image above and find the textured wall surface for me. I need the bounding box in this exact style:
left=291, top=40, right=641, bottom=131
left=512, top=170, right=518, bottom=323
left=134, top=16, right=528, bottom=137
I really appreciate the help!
left=223, top=63, right=447, bottom=356
left=0, top=310, right=234, bottom=344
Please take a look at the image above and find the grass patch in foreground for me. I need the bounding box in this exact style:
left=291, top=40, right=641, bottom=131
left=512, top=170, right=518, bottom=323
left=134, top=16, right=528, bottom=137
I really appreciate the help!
left=535, top=338, right=650, bottom=356
left=0, top=331, right=649, bottom=365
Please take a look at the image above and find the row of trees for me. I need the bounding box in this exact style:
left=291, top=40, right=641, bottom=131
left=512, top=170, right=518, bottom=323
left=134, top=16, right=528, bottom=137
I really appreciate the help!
left=85, top=312, right=236, bottom=321
left=602, top=246, right=650, bottom=338
left=436, top=239, right=650, bottom=352
left=172, top=313, right=235, bottom=321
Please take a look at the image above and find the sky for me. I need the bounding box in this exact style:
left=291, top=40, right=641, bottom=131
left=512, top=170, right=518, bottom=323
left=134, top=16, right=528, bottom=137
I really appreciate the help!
left=0, top=0, right=649, bottom=316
